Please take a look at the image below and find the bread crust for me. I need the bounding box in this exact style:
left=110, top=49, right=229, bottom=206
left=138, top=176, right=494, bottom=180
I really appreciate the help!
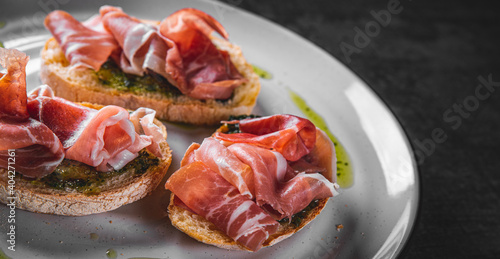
left=0, top=103, right=172, bottom=216
left=40, top=37, right=261, bottom=125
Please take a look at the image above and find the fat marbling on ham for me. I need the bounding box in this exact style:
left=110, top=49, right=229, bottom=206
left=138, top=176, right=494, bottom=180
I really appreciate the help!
left=44, top=10, right=119, bottom=71
left=0, top=47, right=166, bottom=178
left=215, top=114, right=317, bottom=161
left=0, top=48, right=64, bottom=178
left=166, top=114, right=339, bottom=251
left=27, top=85, right=165, bottom=172
left=165, top=161, right=279, bottom=252
left=44, top=6, right=245, bottom=100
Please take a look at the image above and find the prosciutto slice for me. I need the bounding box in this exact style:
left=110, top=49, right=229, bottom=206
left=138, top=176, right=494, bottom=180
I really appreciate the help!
left=229, top=143, right=337, bottom=220
left=215, top=115, right=317, bottom=161
left=185, top=137, right=255, bottom=199
left=0, top=119, right=65, bottom=179
left=158, top=8, right=246, bottom=99
left=165, top=161, right=279, bottom=251
left=0, top=48, right=29, bottom=121
left=0, top=48, right=64, bottom=178
left=129, top=107, right=165, bottom=158
left=100, top=6, right=181, bottom=81
left=44, top=6, right=245, bottom=100
left=44, top=10, right=119, bottom=71
left=27, top=85, right=158, bottom=172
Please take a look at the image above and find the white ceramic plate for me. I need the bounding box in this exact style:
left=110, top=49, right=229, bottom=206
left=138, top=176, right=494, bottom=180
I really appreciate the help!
left=0, top=0, right=419, bottom=258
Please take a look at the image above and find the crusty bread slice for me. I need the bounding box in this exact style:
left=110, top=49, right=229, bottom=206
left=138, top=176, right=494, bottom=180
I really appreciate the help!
left=40, top=36, right=261, bottom=126
left=0, top=103, right=172, bottom=216
left=168, top=194, right=329, bottom=251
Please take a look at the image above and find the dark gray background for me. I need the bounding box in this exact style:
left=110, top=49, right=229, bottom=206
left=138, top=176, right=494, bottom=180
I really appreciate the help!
left=224, top=0, right=500, bottom=258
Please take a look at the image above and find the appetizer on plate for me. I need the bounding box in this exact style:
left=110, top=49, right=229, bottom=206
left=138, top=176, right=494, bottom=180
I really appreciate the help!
left=0, top=48, right=172, bottom=216
left=40, top=6, right=260, bottom=125
left=166, top=114, right=340, bottom=251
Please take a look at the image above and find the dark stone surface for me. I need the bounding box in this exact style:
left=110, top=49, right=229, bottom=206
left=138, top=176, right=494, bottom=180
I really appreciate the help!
left=223, top=0, right=500, bottom=258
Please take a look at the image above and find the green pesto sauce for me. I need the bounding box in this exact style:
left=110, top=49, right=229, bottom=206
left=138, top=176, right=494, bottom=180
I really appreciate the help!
left=278, top=199, right=320, bottom=228
left=0, top=42, right=4, bottom=48
left=96, top=60, right=182, bottom=98
left=18, top=150, right=159, bottom=195
left=288, top=89, right=353, bottom=188
left=252, top=64, right=272, bottom=79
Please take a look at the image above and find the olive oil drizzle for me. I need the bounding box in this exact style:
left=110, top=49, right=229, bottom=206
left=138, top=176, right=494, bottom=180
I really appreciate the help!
left=288, top=89, right=353, bottom=188
left=0, top=249, right=11, bottom=259
left=252, top=64, right=272, bottom=79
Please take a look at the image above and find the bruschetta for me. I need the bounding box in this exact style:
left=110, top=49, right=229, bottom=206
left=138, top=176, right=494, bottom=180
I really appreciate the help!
left=165, top=114, right=340, bottom=251
left=0, top=47, right=172, bottom=216
left=40, top=6, right=260, bottom=125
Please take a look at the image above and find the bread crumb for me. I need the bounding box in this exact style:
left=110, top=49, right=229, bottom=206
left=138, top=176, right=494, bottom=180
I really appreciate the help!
left=336, top=224, right=344, bottom=231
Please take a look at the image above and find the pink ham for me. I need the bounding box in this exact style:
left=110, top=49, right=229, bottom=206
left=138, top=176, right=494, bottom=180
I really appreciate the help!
left=189, top=137, right=255, bottom=199
left=129, top=107, right=166, bottom=158
left=45, top=7, right=244, bottom=100
left=228, top=143, right=337, bottom=220
left=0, top=48, right=64, bottom=178
left=215, top=115, right=317, bottom=161
left=302, top=128, right=337, bottom=182
left=165, top=161, right=279, bottom=251
left=27, top=85, right=157, bottom=172
left=100, top=6, right=181, bottom=81
left=0, top=48, right=29, bottom=121
left=44, top=10, right=119, bottom=71
left=159, top=8, right=246, bottom=100
left=27, top=85, right=95, bottom=148
left=0, top=119, right=65, bottom=179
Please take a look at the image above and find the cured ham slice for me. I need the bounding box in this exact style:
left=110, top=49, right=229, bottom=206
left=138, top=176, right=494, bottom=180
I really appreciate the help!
left=44, top=10, right=119, bottom=71
left=0, top=119, right=65, bottom=179
left=27, top=85, right=156, bottom=172
left=100, top=6, right=181, bottom=81
left=129, top=107, right=166, bottom=158
left=229, top=143, right=337, bottom=220
left=27, top=85, right=95, bottom=148
left=0, top=48, right=29, bottom=121
left=189, top=137, right=255, bottom=199
left=215, top=115, right=317, bottom=161
left=165, top=161, right=279, bottom=251
left=0, top=49, right=64, bottom=178
left=302, top=128, right=337, bottom=182
left=159, top=8, right=246, bottom=100
left=45, top=7, right=245, bottom=100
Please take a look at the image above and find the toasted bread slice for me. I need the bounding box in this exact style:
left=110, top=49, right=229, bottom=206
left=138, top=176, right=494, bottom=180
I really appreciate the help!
left=40, top=36, right=261, bottom=125
left=0, top=103, right=172, bottom=216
